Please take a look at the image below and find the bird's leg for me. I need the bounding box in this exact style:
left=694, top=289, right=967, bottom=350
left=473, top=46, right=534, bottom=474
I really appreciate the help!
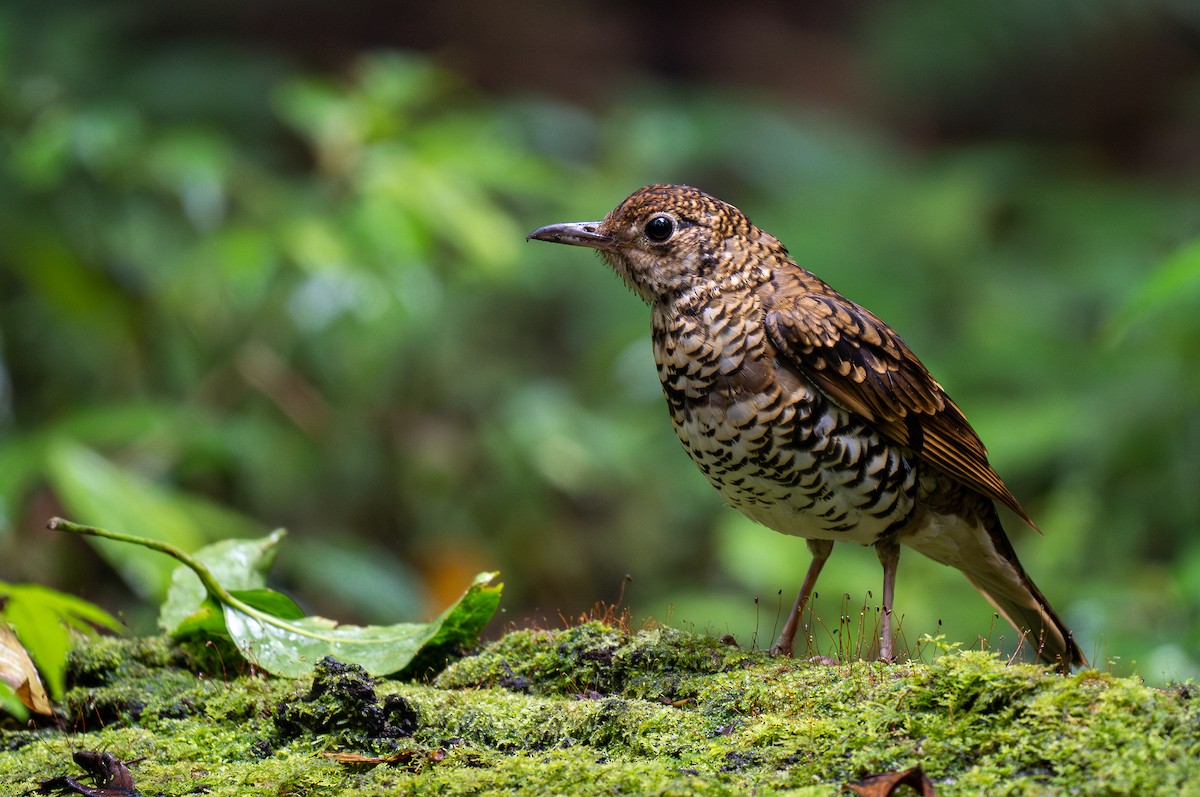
left=770, top=539, right=834, bottom=656
left=876, top=539, right=901, bottom=662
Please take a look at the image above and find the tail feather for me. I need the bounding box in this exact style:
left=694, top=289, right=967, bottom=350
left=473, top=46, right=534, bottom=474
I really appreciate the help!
left=903, top=506, right=1086, bottom=670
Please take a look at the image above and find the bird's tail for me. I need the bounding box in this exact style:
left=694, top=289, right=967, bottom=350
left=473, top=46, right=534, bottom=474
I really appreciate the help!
left=905, top=506, right=1087, bottom=670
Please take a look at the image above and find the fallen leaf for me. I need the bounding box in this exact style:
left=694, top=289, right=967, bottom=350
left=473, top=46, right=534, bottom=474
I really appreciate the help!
left=158, top=529, right=288, bottom=633
left=38, top=751, right=140, bottom=796
left=51, top=518, right=503, bottom=678
left=0, top=623, right=52, bottom=716
left=322, top=748, right=445, bottom=768
left=845, top=765, right=937, bottom=796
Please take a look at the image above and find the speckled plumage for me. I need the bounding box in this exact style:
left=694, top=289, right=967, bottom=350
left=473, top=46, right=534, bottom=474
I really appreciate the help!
left=528, top=184, right=1085, bottom=668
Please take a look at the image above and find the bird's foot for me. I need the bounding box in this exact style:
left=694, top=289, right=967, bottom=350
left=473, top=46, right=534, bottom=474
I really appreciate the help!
left=768, top=636, right=796, bottom=657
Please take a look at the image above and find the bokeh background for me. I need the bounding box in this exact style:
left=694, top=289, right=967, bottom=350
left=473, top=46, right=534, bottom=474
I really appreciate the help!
left=2, top=1, right=1198, bottom=682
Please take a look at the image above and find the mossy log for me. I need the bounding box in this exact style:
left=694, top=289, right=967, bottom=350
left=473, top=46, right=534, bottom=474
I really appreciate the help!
left=2, top=623, right=1197, bottom=795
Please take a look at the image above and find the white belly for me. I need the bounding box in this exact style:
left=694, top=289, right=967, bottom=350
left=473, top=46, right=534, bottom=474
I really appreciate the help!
left=673, top=391, right=916, bottom=547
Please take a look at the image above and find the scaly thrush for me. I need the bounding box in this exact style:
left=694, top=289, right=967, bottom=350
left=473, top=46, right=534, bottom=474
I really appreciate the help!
left=528, top=184, right=1085, bottom=668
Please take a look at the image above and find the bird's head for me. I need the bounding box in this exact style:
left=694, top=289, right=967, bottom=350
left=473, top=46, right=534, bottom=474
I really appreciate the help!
left=527, top=184, right=784, bottom=304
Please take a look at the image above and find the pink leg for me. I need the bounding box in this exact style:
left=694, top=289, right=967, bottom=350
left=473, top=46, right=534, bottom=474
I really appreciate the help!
left=876, top=540, right=900, bottom=662
left=770, top=539, right=834, bottom=656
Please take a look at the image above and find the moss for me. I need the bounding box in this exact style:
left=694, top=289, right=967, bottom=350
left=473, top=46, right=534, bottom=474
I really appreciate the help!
left=275, top=656, right=418, bottom=748
left=435, top=622, right=754, bottom=702
left=65, top=634, right=181, bottom=686
left=2, top=627, right=1198, bottom=796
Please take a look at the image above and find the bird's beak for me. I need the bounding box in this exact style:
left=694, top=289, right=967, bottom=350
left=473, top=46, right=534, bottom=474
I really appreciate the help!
left=526, top=221, right=614, bottom=251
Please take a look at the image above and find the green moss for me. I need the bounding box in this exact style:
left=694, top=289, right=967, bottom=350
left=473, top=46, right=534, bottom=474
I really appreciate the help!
left=434, top=622, right=752, bottom=701
left=275, top=656, right=419, bottom=751
left=2, top=626, right=1198, bottom=796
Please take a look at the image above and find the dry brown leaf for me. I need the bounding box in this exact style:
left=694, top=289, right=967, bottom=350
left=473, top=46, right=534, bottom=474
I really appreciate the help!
left=0, top=623, right=52, bottom=715
left=845, top=765, right=937, bottom=797
left=37, top=751, right=140, bottom=796
left=322, top=748, right=445, bottom=767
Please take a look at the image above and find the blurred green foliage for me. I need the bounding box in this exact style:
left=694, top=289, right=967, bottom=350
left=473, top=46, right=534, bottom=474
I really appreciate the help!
left=0, top=3, right=1197, bottom=681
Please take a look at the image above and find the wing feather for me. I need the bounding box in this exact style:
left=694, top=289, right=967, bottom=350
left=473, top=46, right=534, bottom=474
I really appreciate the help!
left=765, top=276, right=1035, bottom=528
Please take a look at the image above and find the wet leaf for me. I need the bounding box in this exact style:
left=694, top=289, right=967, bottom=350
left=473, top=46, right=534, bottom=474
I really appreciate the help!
left=158, top=530, right=287, bottom=632
left=51, top=518, right=502, bottom=678
left=219, top=571, right=500, bottom=678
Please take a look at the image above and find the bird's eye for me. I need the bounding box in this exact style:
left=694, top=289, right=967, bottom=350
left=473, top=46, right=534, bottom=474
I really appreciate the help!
left=644, top=215, right=676, bottom=243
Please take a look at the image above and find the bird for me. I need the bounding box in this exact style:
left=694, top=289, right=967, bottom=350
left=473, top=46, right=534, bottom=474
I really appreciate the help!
left=527, top=184, right=1086, bottom=669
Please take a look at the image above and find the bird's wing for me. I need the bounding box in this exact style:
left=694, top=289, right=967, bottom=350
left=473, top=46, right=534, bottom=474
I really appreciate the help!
left=764, top=278, right=1035, bottom=527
